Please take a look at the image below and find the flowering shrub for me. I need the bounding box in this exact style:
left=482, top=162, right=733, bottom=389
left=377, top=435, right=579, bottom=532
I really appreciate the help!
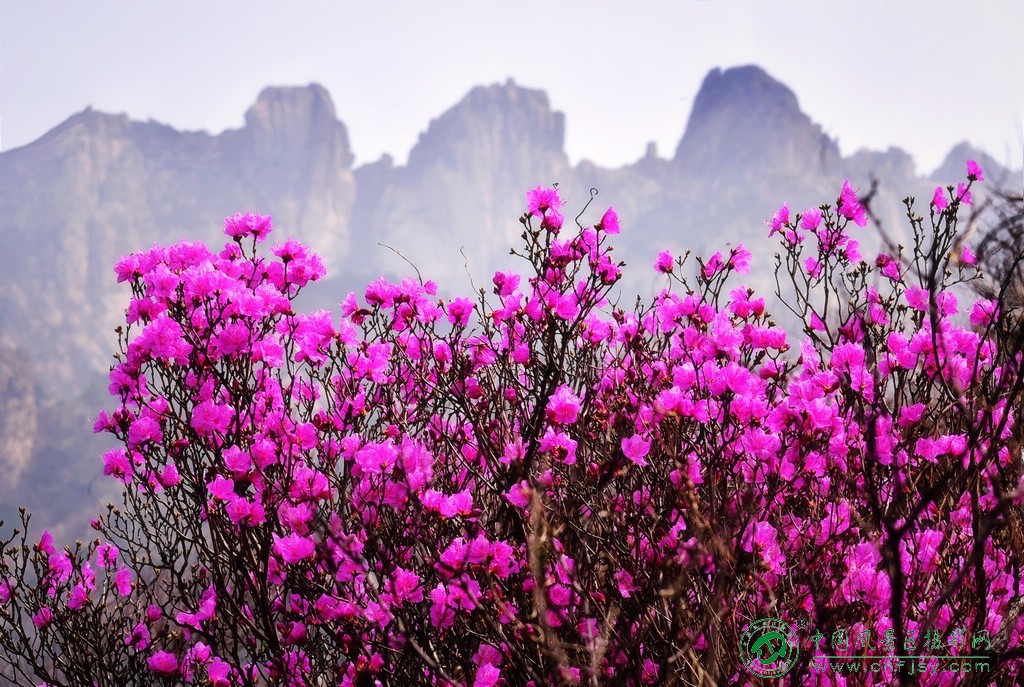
left=1, top=169, right=1022, bottom=686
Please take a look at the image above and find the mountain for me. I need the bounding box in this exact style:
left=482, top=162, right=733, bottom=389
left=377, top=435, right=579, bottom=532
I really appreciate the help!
left=354, top=79, right=571, bottom=284
left=0, top=65, right=1017, bottom=537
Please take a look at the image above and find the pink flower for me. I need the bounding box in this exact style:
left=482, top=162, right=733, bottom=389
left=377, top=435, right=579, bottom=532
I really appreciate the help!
left=492, top=270, right=520, bottom=297
left=138, top=315, right=192, bottom=363
left=488, top=541, right=515, bottom=578
left=932, top=186, right=949, bottom=211
left=742, top=521, right=785, bottom=576
left=970, top=298, right=997, bottom=327
left=96, top=544, right=119, bottom=568
left=505, top=481, right=531, bottom=509
left=526, top=186, right=563, bottom=216
left=206, top=475, right=238, bottom=502
left=804, top=257, right=822, bottom=279
left=127, top=416, right=162, bottom=448
left=620, top=435, right=651, bottom=467
left=904, top=287, right=930, bottom=312
left=545, top=385, right=581, bottom=425
left=273, top=533, right=317, bottom=564
left=474, top=664, right=502, bottom=687
left=447, top=297, right=474, bottom=327
left=32, top=608, right=53, bottom=628
left=391, top=567, right=424, bottom=604
left=207, top=658, right=231, bottom=687
left=549, top=583, right=572, bottom=606
left=114, top=567, right=133, bottom=596
left=539, top=428, right=578, bottom=465
left=225, top=498, right=266, bottom=527
left=614, top=569, right=639, bottom=598
left=838, top=180, right=867, bottom=227
left=767, top=203, right=790, bottom=236
left=875, top=253, right=901, bottom=281
left=49, top=551, right=72, bottom=583
left=966, top=159, right=984, bottom=182
left=641, top=658, right=661, bottom=684
left=541, top=206, right=564, bottom=231
left=191, top=399, right=234, bottom=437
left=961, top=244, right=977, bottom=266
left=224, top=211, right=273, bottom=242
left=148, top=651, right=179, bottom=675
left=956, top=182, right=972, bottom=205
left=654, top=250, right=674, bottom=274
left=801, top=207, right=822, bottom=230
left=67, top=584, right=90, bottom=611
left=177, top=586, right=217, bottom=630
left=38, top=531, right=55, bottom=555
left=126, top=622, right=150, bottom=650
left=842, top=543, right=890, bottom=607
left=702, top=251, right=725, bottom=278
left=429, top=584, right=456, bottom=629
left=598, top=207, right=620, bottom=234
left=730, top=244, right=752, bottom=274
left=102, top=448, right=134, bottom=483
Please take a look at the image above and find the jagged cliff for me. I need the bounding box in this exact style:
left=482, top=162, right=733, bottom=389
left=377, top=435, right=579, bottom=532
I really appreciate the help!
left=355, top=80, right=571, bottom=283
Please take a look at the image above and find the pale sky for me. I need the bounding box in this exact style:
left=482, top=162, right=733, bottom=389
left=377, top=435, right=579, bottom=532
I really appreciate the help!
left=1, top=1, right=1022, bottom=175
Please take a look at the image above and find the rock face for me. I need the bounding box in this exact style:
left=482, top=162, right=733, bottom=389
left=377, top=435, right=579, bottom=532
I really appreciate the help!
left=228, top=85, right=357, bottom=267
left=665, top=66, right=847, bottom=266
left=0, top=83, right=356, bottom=393
left=0, top=66, right=1016, bottom=533
left=356, top=80, right=571, bottom=284
left=675, top=66, right=842, bottom=183
left=0, top=342, right=36, bottom=487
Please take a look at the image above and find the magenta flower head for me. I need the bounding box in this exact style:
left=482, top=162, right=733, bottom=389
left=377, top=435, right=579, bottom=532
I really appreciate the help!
left=224, top=212, right=273, bottom=242
left=620, top=435, right=651, bottom=467
left=147, top=651, right=179, bottom=675
left=932, top=186, right=949, bottom=211
left=598, top=207, right=621, bottom=234
left=526, top=185, right=563, bottom=217
left=801, top=207, right=822, bottom=231
left=273, top=533, right=317, bottom=564
left=956, top=182, right=973, bottom=205
left=702, top=251, right=725, bottom=279
left=766, top=203, right=790, bottom=237
left=730, top=244, right=752, bottom=274
left=961, top=244, right=977, bottom=266
left=545, top=385, right=581, bottom=425
left=654, top=250, right=674, bottom=274
left=541, top=207, right=564, bottom=232
left=838, top=181, right=867, bottom=227
left=474, top=664, right=501, bottom=687
left=966, top=159, right=984, bottom=182
left=32, top=608, right=53, bottom=628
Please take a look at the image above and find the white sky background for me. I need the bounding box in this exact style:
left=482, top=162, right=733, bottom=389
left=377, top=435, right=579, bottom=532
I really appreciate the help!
left=1, top=1, right=1022, bottom=176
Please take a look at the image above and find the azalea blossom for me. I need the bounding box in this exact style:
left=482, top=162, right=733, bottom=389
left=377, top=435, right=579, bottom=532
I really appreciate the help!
left=838, top=180, right=867, bottom=227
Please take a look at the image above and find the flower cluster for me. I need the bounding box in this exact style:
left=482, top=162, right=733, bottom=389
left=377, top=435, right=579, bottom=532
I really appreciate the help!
left=1, top=162, right=1022, bottom=686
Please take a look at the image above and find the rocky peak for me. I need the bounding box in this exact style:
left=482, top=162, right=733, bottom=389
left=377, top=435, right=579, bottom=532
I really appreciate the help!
left=846, top=146, right=918, bottom=182
left=674, top=66, right=839, bottom=178
left=406, top=79, right=566, bottom=173
left=239, top=83, right=354, bottom=170
left=37, top=107, right=132, bottom=147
